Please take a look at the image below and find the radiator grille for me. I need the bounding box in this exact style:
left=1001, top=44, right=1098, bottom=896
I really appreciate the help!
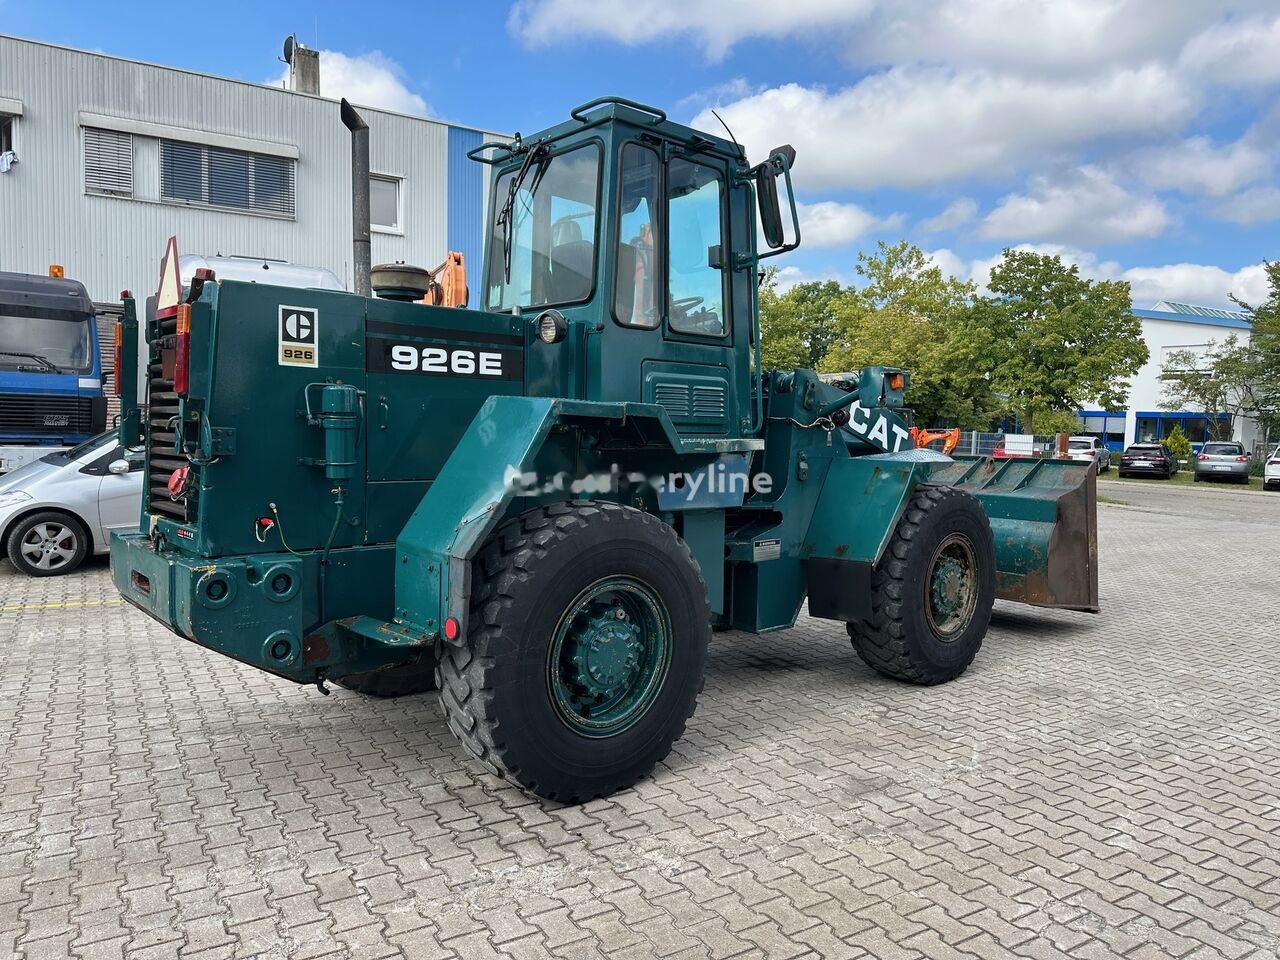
left=0, top=394, right=99, bottom=436
left=146, top=315, right=195, bottom=521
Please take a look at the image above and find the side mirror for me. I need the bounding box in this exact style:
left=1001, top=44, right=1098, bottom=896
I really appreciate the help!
left=108, top=459, right=130, bottom=475
left=755, top=144, right=798, bottom=251
left=757, top=171, right=784, bottom=249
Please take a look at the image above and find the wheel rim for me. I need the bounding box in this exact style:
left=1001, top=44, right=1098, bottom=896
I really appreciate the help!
left=547, top=575, right=672, bottom=738
left=19, top=521, right=78, bottom=571
left=924, top=533, right=978, bottom=640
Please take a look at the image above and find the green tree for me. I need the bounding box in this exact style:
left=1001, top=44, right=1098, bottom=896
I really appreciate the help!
left=1231, top=261, right=1280, bottom=445
left=819, top=241, right=1000, bottom=427
left=1162, top=424, right=1193, bottom=467
left=1159, top=335, right=1255, bottom=441
left=979, top=250, right=1148, bottom=433
left=758, top=273, right=846, bottom=370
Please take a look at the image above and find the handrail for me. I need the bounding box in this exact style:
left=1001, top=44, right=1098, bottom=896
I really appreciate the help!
left=570, top=97, right=667, bottom=125
left=466, top=140, right=518, bottom=165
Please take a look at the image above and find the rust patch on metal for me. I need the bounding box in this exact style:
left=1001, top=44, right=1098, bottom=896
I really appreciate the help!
left=834, top=544, right=849, bottom=557
left=303, top=634, right=331, bottom=665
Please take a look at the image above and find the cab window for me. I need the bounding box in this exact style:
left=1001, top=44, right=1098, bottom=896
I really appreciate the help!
left=486, top=143, right=601, bottom=311
left=614, top=143, right=661, bottom=329
left=667, top=157, right=726, bottom=337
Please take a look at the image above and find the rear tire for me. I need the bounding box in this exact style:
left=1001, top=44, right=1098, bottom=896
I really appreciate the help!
left=438, top=501, right=710, bottom=803
left=334, top=658, right=436, bottom=698
left=847, top=485, right=995, bottom=685
left=6, top=511, right=90, bottom=577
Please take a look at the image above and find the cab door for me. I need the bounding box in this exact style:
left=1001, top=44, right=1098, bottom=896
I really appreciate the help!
left=606, top=143, right=742, bottom=437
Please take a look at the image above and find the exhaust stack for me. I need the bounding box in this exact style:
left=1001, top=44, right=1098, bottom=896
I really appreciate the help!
left=340, top=99, right=372, bottom=297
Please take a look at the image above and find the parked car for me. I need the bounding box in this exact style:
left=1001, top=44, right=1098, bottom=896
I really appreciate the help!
left=1118, top=442, right=1178, bottom=479
left=1067, top=436, right=1110, bottom=473
left=1194, top=441, right=1251, bottom=484
left=0, top=431, right=143, bottom=576
left=1266, top=445, right=1280, bottom=491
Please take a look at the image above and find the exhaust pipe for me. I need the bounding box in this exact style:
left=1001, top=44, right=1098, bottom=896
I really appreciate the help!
left=340, top=99, right=372, bottom=297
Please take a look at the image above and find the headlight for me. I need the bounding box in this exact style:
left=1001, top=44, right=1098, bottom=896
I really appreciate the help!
left=536, top=309, right=567, bottom=344
left=0, top=490, right=33, bottom=507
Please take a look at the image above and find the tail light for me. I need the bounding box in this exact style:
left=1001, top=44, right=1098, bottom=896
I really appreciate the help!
left=1235, top=456, right=1249, bottom=462
left=1197, top=453, right=1209, bottom=461
left=112, top=321, right=123, bottom=397
left=174, top=303, right=191, bottom=395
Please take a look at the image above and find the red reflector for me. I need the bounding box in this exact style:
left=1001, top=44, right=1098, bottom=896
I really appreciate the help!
left=167, top=467, right=189, bottom=499
left=443, top=616, right=461, bottom=641
left=174, top=303, right=191, bottom=394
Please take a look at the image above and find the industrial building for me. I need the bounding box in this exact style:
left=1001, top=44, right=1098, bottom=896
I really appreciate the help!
left=0, top=34, right=499, bottom=303
left=1079, top=300, right=1259, bottom=451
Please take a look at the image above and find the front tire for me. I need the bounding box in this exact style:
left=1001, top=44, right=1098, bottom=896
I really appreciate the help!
left=438, top=501, right=710, bottom=803
left=847, top=485, right=995, bottom=685
left=6, top=511, right=90, bottom=577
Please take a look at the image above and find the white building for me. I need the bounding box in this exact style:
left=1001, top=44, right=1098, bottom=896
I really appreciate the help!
left=0, top=35, right=500, bottom=302
left=1078, top=301, right=1258, bottom=451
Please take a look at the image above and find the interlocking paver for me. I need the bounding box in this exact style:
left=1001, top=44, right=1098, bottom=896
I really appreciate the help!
left=2, top=482, right=1279, bottom=958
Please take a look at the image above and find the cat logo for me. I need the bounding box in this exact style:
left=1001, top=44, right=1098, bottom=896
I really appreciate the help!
left=278, top=305, right=318, bottom=368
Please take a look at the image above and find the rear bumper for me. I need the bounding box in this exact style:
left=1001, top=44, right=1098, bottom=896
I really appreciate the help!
left=1194, top=463, right=1249, bottom=479
left=110, top=532, right=425, bottom=684
left=111, top=532, right=314, bottom=681
left=1119, top=463, right=1172, bottom=475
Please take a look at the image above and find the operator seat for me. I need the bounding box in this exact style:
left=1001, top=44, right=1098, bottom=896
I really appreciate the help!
left=548, top=218, right=593, bottom=303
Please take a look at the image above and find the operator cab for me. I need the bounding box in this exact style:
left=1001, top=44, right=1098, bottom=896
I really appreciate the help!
left=477, top=98, right=797, bottom=440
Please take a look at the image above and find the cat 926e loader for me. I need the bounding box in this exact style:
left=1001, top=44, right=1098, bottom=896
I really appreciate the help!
left=111, top=97, right=1098, bottom=803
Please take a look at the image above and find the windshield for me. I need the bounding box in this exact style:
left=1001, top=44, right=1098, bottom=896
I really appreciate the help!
left=1127, top=446, right=1161, bottom=454
left=37, top=430, right=116, bottom=466
left=1068, top=440, right=1092, bottom=450
left=486, top=143, right=601, bottom=311
left=0, top=313, right=94, bottom=373
left=1202, top=443, right=1242, bottom=456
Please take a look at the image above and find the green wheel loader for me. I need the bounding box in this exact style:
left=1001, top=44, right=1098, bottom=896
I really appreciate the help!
left=110, top=97, right=1097, bottom=803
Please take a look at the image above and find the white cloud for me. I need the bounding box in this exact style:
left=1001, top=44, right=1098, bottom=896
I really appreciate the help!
left=924, top=243, right=1266, bottom=310
left=851, top=0, right=1235, bottom=78
left=507, top=0, right=875, bottom=59
left=271, top=49, right=428, bottom=116
left=978, top=167, right=1172, bottom=245
left=770, top=265, right=854, bottom=293
left=1121, top=262, right=1269, bottom=307
left=795, top=201, right=900, bottom=249
left=1120, top=135, right=1271, bottom=198
left=1180, top=13, right=1280, bottom=89
left=917, top=198, right=978, bottom=235
left=1212, top=186, right=1280, bottom=224
left=693, top=65, right=1195, bottom=191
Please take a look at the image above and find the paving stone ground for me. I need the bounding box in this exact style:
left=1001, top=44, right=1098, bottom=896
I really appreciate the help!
left=1, top=482, right=1278, bottom=959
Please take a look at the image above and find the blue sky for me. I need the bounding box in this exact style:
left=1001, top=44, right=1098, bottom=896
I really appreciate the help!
left=6, top=0, right=1280, bottom=308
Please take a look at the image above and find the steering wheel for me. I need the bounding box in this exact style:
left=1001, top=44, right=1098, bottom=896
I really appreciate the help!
left=670, top=295, right=704, bottom=314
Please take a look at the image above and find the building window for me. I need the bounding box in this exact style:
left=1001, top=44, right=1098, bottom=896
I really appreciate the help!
left=1, top=114, right=14, bottom=153
left=84, top=127, right=134, bottom=196
left=370, top=176, right=400, bottom=230
left=160, top=140, right=295, bottom=217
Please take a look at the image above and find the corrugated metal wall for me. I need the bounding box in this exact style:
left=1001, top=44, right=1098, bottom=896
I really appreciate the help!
left=0, top=36, right=506, bottom=303
left=446, top=126, right=485, bottom=302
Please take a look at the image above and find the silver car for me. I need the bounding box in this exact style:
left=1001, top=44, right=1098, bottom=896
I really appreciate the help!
left=0, top=432, right=143, bottom=576
left=1194, top=441, right=1251, bottom=484
left=1068, top=436, right=1111, bottom=473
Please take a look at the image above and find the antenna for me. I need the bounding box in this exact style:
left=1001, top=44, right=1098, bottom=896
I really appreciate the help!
left=711, top=109, right=742, bottom=158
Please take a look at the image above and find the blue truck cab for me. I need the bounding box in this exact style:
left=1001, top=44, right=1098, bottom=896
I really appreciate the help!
left=0, top=269, right=106, bottom=473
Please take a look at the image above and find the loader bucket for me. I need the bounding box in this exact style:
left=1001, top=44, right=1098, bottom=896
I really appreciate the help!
left=917, top=455, right=1099, bottom=613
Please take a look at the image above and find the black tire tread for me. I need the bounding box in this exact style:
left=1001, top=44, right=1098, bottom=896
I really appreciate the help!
left=436, top=500, right=709, bottom=803
left=847, top=485, right=990, bottom=686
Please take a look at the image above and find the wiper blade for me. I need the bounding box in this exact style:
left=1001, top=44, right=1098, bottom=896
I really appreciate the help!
left=497, top=143, right=548, bottom=285
left=0, top=350, right=60, bottom=373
